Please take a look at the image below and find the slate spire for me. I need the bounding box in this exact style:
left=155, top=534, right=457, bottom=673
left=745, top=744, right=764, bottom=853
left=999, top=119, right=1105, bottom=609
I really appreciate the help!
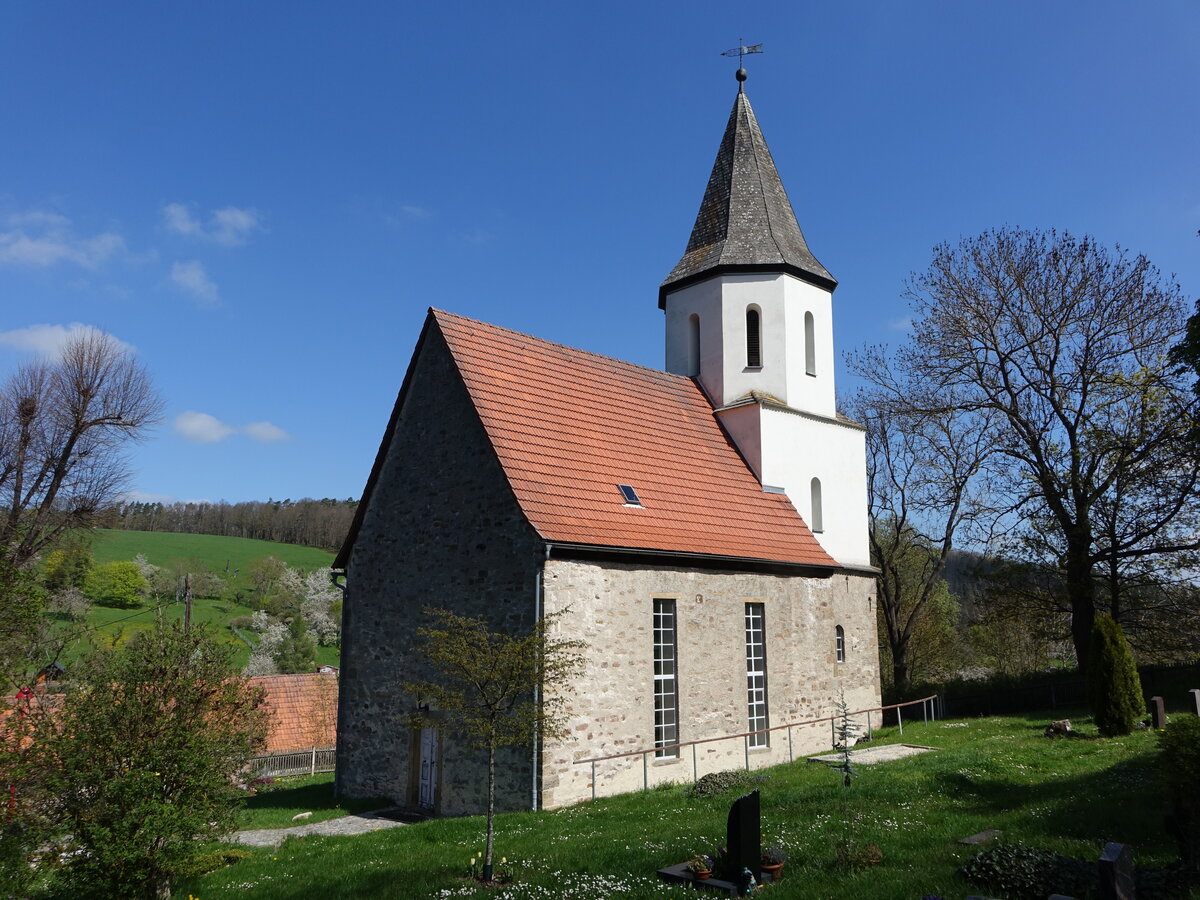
left=659, top=88, right=836, bottom=307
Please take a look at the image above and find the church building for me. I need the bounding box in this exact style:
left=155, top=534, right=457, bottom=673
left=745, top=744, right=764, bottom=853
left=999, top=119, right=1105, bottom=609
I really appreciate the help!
left=333, top=73, right=880, bottom=816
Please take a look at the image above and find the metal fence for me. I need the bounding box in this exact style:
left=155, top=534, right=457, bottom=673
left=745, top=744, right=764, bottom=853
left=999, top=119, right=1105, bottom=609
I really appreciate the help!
left=248, top=747, right=336, bottom=779
left=573, top=694, right=938, bottom=801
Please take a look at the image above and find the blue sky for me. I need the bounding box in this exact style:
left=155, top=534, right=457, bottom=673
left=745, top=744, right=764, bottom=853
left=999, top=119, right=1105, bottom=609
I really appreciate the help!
left=2, top=2, right=1197, bottom=504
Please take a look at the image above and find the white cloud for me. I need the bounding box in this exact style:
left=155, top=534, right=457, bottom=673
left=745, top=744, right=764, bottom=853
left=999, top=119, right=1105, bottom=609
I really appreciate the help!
left=174, top=411, right=292, bottom=444
left=0, top=323, right=134, bottom=359
left=400, top=204, right=431, bottom=219
left=242, top=421, right=291, bottom=442
left=0, top=211, right=124, bottom=268
left=163, top=203, right=260, bottom=246
left=170, top=260, right=220, bottom=306
left=162, top=203, right=202, bottom=238
left=175, top=411, right=236, bottom=443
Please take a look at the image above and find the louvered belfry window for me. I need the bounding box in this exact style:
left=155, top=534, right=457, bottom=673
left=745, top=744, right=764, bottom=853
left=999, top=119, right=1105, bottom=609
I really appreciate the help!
left=746, top=308, right=762, bottom=367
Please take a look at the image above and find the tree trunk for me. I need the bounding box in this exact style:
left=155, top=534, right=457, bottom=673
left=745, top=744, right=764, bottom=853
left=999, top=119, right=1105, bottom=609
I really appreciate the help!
left=891, top=654, right=911, bottom=688
left=1065, top=536, right=1096, bottom=676
left=483, top=742, right=496, bottom=882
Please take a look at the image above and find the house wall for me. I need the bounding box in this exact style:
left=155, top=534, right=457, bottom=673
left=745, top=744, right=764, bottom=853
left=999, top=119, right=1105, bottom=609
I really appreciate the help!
left=335, top=326, right=545, bottom=817
left=538, top=558, right=879, bottom=809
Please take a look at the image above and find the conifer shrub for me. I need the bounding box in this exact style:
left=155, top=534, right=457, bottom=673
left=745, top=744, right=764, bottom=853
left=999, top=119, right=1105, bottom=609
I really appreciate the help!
left=1086, top=615, right=1144, bottom=737
left=1159, top=716, right=1200, bottom=874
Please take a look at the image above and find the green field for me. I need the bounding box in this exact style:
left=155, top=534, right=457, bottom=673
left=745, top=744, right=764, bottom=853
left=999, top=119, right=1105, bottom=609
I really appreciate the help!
left=76, top=530, right=338, bottom=669
left=181, top=711, right=1184, bottom=899
left=91, top=529, right=334, bottom=576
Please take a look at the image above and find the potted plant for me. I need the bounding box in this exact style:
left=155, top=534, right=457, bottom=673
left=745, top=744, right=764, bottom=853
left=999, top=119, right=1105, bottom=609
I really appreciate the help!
left=760, top=846, right=788, bottom=881
left=687, top=853, right=714, bottom=880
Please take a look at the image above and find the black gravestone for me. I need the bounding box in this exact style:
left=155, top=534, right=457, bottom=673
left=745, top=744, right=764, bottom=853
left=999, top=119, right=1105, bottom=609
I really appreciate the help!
left=726, top=789, right=761, bottom=881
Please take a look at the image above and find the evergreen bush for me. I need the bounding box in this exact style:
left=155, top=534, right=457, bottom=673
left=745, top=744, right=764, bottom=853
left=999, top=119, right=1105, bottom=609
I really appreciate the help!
left=1159, top=716, right=1200, bottom=874
left=1086, top=615, right=1145, bottom=737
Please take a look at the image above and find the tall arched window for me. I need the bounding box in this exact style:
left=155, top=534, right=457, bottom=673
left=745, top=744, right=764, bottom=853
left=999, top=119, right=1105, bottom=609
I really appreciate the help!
left=810, top=477, right=823, bottom=533
left=804, top=311, right=816, bottom=376
left=746, top=307, right=762, bottom=367
left=835, top=625, right=845, bottom=663
left=687, top=314, right=700, bottom=376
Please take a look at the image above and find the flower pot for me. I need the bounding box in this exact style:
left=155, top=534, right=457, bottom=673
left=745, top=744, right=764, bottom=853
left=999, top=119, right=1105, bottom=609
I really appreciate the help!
left=761, top=862, right=784, bottom=881
left=692, top=870, right=712, bottom=881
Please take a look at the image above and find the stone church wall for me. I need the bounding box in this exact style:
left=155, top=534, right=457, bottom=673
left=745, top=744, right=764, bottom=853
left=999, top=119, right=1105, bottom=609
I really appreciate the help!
left=335, top=326, right=546, bottom=817
left=538, top=558, right=879, bottom=809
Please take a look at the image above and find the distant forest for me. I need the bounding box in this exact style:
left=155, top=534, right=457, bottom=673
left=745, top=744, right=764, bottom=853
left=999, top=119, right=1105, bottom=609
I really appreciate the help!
left=108, top=498, right=358, bottom=552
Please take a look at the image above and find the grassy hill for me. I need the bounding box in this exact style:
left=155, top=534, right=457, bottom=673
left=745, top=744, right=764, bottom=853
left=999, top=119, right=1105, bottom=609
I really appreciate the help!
left=91, top=529, right=334, bottom=578
left=76, top=530, right=338, bottom=669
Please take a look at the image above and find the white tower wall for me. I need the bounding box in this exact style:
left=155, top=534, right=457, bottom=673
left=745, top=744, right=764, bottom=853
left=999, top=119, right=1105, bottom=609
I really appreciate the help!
left=665, top=271, right=869, bottom=570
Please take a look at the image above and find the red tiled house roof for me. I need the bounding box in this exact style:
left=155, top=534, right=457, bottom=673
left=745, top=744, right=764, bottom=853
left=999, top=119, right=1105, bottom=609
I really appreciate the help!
left=249, top=673, right=338, bottom=754
left=338, top=309, right=836, bottom=571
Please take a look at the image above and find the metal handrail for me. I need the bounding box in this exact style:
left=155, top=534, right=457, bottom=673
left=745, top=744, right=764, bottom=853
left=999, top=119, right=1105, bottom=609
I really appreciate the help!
left=573, top=694, right=937, bottom=764
left=571, top=693, right=939, bottom=801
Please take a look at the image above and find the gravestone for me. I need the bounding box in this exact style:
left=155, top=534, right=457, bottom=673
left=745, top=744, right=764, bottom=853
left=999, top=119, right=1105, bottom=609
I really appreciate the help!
left=1188, top=689, right=1200, bottom=717
left=1150, top=696, right=1167, bottom=730
left=1098, top=841, right=1134, bottom=900
left=655, top=789, right=762, bottom=895
left=726, top=790, right=762, bottom=881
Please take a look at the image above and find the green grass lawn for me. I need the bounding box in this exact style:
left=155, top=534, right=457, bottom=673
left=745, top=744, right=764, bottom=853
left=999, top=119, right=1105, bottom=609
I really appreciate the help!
left=238, top=774, right=388, bottom=830
left=74, top=530, right=338, bottom=669
left=180, top=711, right=1182, bottom=899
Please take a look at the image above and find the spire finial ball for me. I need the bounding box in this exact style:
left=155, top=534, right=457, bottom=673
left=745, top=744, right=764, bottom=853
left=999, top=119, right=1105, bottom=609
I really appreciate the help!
left=736, top=67, right=748, bottom=82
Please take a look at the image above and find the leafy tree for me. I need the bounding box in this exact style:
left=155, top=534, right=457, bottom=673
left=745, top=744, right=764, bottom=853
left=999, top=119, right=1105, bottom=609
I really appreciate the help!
left=893, top=228, right=1198, bottom=671
left=40, top=622, right=267, bottom=899
left=0, top=329, right=162, bottom=567
left=42, top=535, right=93, bottom=593
left=248, top=554, right=287, bottom=599
left=406, top=607, right=585, bottom=882
left=1087, top=614, right=1145, bottom=737
left=274, top=615, right=317, bottom=673
left=844, top=385, right=995, bottom=687
left=84, top=559, right=148, bottom=609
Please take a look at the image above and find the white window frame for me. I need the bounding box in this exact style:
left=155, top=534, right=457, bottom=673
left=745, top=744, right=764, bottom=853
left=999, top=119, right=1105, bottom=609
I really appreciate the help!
left=745, top=603, right=769, bottom=748
left=836, top=624, right=846, bottom=663
left=653, top=599, right=679, bottom=758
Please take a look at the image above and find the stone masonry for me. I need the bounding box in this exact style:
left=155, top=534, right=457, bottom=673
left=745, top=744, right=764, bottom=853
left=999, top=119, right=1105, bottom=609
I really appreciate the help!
left=336, top=327, right=545, bottom=817
left=539, top=559, right=879, bottom=808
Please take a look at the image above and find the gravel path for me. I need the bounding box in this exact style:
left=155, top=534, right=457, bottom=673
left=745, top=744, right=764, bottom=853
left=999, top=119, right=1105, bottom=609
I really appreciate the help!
left=231, top=809, right=409, bottom=848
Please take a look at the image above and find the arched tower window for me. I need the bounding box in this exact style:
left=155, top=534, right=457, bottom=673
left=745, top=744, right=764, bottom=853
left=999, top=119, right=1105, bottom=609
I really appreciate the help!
left=746, top=307, right=762, bottom=368
left=835, top=625, right=845, bottom=663
left=804, top=311, right=816, bottom=376
left=687, top=314, right=700, bottom=377
left=810, top=477, right=823, bottom=533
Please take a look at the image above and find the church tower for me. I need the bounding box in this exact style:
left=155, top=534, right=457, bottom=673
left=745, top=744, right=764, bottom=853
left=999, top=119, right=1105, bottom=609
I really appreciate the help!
left=661, top=72, right=870, bottom=569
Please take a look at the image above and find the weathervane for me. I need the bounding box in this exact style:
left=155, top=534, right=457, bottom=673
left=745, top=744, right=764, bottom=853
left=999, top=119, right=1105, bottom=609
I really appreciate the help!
left=721, top=39, right=763, bottom=89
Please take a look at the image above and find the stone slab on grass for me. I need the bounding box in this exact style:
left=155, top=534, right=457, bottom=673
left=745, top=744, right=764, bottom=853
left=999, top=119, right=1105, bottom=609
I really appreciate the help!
left=807, top=743, right=938, bottom=765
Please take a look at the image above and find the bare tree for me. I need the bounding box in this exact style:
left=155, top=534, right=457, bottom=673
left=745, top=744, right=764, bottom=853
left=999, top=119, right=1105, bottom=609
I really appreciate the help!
left=0, top=330, right=162, bottom=567
left=896, top=228, right=1198, bottom=671
left=845, top=370, right=996, bottom=687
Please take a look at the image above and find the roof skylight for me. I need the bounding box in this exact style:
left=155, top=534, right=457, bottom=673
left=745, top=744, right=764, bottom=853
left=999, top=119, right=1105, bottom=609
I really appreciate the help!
left=617, top=484, right=642, bottom=506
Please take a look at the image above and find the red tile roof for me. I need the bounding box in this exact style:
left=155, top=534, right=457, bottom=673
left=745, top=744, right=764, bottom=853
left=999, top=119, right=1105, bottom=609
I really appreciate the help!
left=249, top=673, right=338, bottom=754
left=434, top=310, right=836, bottom=568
